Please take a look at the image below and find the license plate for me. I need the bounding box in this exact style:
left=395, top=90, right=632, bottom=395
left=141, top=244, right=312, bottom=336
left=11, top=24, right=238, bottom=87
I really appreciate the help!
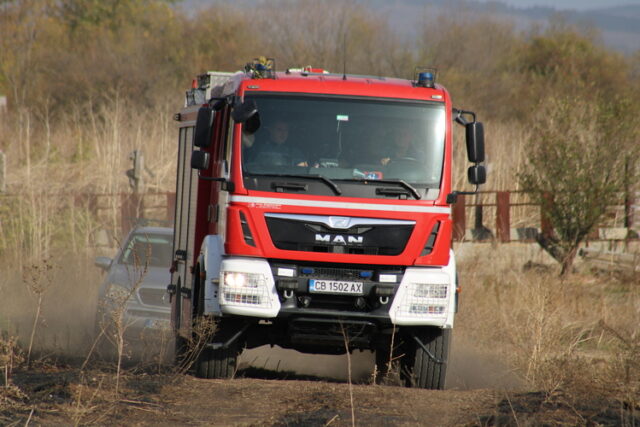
left=309, top=279, right=363, bottom=295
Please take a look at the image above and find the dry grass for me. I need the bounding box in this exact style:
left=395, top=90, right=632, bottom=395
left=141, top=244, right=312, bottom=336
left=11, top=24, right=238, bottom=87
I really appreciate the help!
left=456, top=247, right=640, bottom=416
left=0, top=98, right=177, bottom=268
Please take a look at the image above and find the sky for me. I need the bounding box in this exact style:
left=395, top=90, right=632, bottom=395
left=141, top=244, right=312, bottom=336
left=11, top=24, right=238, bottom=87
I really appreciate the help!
left=479, top=0, right=640, bottom=10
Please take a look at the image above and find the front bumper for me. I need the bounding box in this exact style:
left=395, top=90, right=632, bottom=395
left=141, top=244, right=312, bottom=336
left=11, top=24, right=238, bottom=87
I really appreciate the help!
left=98, top=284, right=171, bottom=333
left=216, top=255, right=456, bottom=328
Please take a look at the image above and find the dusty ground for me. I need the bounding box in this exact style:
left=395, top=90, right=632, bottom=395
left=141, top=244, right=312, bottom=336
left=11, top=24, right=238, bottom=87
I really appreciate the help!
left=2, top=342, right=634, bottom=426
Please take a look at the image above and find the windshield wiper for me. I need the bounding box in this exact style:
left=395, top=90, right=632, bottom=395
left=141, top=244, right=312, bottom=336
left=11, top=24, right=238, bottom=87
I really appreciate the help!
left=365, top=179, right=422, bottom=200
left=249, top=173, right=342, bottom=195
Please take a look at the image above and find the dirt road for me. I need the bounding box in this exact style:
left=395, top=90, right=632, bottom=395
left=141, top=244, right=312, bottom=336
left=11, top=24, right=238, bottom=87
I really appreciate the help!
left=4, top=368, right=509, bottom=426
left=3, top=343, right=627, bottom=426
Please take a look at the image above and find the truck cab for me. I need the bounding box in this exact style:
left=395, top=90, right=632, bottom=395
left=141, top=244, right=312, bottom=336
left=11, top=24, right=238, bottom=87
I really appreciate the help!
left=169, top=60, right=485, bottom=388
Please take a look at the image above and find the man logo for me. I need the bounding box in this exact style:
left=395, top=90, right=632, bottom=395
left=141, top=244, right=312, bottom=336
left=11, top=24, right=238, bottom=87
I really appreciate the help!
left=315, top=234, right=363, bottom=245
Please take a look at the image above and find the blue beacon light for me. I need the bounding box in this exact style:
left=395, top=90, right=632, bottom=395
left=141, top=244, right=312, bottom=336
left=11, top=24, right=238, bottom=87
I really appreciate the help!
left=418, top=72, right=435, bottom=88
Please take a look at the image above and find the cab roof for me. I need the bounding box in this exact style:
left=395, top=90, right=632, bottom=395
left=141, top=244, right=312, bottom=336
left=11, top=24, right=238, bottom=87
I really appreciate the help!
left=238, top=71, right=446, bottom=101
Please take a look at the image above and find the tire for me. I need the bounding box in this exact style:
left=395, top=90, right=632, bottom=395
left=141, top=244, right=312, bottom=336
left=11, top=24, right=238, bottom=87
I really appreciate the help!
left=195, top=340, right=238, bottom=379
left=191, top=264, right=240, bottom=379
left=374, top=346, right=392, bottom=384
left=401, top=328, right=451, bottom=389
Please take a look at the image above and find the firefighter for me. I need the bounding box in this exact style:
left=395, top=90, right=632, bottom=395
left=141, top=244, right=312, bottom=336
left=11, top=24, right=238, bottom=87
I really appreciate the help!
left=380, top=127, right=424, bottom=165
left=252, top=120, right=308, bottom=166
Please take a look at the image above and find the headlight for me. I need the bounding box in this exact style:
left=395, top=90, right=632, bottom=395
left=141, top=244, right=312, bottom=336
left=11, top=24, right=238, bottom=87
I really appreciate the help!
left=222, top=271, right=264, bottom=289
left=412, top=283, right=448, bottom=299
left=390, top=253, right=457, bottom=327
left=220, top=271, right=270, bottom=307
left=403, top=283, right=448, bottom=316
left=391, top=270, right=451, bottom=323
left=217, top=258, right=281, bottom=318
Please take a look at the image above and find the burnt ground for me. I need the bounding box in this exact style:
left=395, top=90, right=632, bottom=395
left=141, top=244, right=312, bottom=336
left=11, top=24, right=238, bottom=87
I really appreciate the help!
left=2, top=356, right=636, bottom=427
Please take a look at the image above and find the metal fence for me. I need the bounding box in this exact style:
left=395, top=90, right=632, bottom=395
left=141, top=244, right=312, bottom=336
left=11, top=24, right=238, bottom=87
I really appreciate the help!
left=1, top=190, right=637, bottom=244
left=452, top=191, right=638, bottom=243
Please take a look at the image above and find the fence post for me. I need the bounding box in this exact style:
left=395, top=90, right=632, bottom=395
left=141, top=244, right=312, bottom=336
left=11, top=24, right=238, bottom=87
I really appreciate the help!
left=496, top=191, right=510, bottom=243
left=452, top=194, right=466, bottom=241
left=625, top=191, right=634, bottom=230
left=540, top=192, right=553, bottom=238
left=0, top=150, right=5, bottom=193
left=167, top=192, right=176, bottom=223
left=121, top=193, right=143, bottom=234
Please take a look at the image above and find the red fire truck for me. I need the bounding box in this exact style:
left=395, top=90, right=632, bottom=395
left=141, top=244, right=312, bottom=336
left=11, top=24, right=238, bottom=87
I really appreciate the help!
left=168, top=59, right=485, bottom=389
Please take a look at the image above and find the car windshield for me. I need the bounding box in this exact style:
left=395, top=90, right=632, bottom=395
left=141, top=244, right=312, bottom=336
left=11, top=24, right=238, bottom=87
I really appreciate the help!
left=241, top=95, right=445, bottom=189
left=119, top=233, right=172, bottom=268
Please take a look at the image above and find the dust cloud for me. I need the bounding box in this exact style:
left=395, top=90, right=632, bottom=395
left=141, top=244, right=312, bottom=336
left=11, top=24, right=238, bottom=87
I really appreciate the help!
left=1, top=254, right=104, bottom=361
left=447, top=335, right=524, bottom=390
left=238, top=335, right=523, bottom=390
left=1, top=254, right=523, bottom=391
left=239, top=346, right=375, bottom=383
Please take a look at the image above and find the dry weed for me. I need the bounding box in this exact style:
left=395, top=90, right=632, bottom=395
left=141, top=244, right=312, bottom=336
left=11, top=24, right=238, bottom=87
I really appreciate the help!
left=173, top=316, right=217, bottom=376
left=22, top=258, right=55, bottom=367
left=340, top=323, right=356, bottom=427
left=0, top=334, right=23, bottom=387
left=459, top=255, right=639, bottom=420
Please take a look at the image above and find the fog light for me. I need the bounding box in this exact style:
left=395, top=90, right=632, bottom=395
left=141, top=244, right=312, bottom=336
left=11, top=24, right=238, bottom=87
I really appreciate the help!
left=409, top=304, right=445, bottom=315
left=277, top=267, right=295, bottom=277
left=379, top=274, right=397, bottom=283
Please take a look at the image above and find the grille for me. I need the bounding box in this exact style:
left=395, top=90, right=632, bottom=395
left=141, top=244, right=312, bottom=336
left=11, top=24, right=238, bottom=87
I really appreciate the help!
left=266, top=217, right=413, bottom=256
left=138, top=288, right=170, bottom=307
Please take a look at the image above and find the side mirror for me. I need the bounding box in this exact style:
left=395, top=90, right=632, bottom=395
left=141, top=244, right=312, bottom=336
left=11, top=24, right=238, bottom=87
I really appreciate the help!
left=95, top=256, right=112, bottom=271
left=243, top=112, right=261, bottom=135
left=468, top=165, right=486, bottom=185
left=465, top=122, right=485, bottom=163
left=191, top=150, right=210, bottom=170
left=231, top=99, right=258, bottom=123
left=194, top=106, right=214, bottom=148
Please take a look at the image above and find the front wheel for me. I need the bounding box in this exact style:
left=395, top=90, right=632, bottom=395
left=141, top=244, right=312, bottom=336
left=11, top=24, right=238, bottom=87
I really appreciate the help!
left=193, top=321, right=241, bottom=379
left=195, top=340, right=239, bottom=379
left=401, top=328, right=451, bottom=389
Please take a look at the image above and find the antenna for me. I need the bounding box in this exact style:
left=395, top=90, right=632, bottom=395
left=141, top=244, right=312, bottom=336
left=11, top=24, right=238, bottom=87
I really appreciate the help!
left=342, top=31, right=347, bottom=80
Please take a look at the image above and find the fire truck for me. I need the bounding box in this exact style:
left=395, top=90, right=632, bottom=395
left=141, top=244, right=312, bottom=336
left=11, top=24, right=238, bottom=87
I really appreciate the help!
left=168, top=59, right=485, bottom=389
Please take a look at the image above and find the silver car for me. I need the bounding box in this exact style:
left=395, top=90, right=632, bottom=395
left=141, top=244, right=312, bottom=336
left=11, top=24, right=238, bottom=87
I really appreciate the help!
left=94, top=226, right=173, bottom=336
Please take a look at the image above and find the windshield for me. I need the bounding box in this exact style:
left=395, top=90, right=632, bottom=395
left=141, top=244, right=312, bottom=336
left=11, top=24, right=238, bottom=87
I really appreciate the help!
left=119, top=233, right=173, bottom=268
left=241, top=95, right=445, bottom=197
